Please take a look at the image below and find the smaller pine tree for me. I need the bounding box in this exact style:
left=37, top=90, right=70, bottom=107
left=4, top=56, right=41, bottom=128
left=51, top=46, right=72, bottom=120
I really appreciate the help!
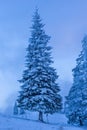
left=65, top=35, right=87, bottom=126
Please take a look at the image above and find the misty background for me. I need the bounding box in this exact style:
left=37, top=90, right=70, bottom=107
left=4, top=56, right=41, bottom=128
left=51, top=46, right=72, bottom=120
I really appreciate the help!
left=0, top=0, right=87, bottom=112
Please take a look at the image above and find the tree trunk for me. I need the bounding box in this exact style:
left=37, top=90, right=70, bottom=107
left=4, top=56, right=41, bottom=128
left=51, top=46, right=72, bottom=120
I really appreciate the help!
left=39, top=111, right=43, bottom=122
left=46, top=114, right=49, bottom=123
left=79, top=116, right=83, bottom=126
left=79, top=119, right=83, bottom=126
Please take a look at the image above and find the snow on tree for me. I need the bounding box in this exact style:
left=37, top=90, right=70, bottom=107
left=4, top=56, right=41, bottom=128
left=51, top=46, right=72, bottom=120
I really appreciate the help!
left=17, top=9, right=62, bottom=122
left=65, top=35, right=87, bottom=126
left=13, top=102, right=18, bottom=115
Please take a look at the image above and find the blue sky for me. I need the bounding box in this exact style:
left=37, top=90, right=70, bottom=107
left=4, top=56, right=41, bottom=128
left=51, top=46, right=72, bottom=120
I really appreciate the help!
left=0, top=0, right=87, bottom=110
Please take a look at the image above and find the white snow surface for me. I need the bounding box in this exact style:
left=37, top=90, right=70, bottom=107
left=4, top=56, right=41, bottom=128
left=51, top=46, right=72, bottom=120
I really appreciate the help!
left=0, top=113, right=86, bottom=130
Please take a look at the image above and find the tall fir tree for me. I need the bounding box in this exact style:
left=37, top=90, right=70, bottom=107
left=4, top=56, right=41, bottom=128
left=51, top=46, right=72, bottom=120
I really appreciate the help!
left=65, top=35, right=87, bottom=126
left=17, top=9, right=62, bottom=122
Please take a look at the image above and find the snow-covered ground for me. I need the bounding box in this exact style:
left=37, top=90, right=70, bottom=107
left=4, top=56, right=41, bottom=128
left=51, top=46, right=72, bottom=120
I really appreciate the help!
left=0, top=113, right=86, bottom=130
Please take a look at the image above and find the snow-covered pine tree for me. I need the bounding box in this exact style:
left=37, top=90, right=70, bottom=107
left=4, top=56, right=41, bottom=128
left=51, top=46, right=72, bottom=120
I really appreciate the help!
left=65, top=35, right=87, bottom=126
left=17, top=9, right=62, bottom=122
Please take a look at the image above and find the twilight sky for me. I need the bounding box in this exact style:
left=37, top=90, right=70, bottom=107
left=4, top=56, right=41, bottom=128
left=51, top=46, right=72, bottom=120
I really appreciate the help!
left=0, top=0, right=87, bottom=110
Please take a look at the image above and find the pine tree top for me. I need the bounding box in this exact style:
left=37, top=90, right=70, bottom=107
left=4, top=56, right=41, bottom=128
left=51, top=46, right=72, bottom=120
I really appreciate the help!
left=29, top=9, right=51, bottom=48
left=32, top=8, right=44, bottom=28
left=82, top=35, right=87, bottom=49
